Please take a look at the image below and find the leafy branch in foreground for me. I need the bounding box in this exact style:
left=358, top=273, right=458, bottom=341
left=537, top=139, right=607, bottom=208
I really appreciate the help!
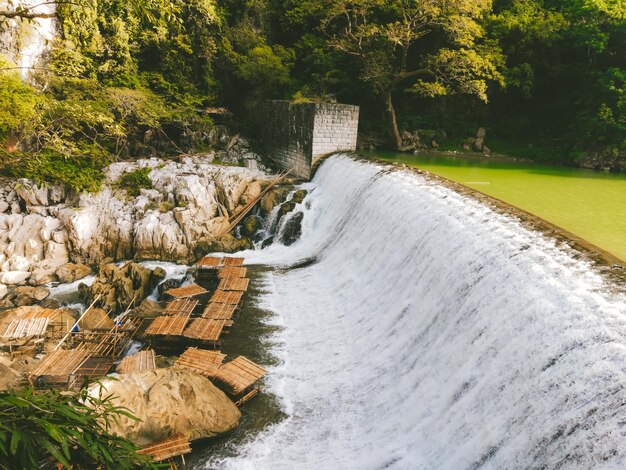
left=0, top=387, right=163, bottom=470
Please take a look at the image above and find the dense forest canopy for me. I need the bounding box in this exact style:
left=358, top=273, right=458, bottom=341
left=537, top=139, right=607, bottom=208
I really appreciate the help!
left=0, top=0, right=624, bottom=189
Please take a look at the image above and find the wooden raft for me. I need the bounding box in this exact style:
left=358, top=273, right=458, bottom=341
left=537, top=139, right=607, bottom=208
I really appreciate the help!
left=217, top=277, right=250, bottom=292
left=223, top=257, right=245, bottom=267
left=218, top=267, right=247, bottom=279
left=214, top=356, right=266, bottom=396
left=163, top=299, right=198, bottom=316
left=30, top=349, right=92, bottom=387
left=74, top=357, right=114, bottom=382
left=196, top=256, right=223, bottom=268
left=117, top=349, right=156, bottom=374
left=138, top=434, right=191, bottom=462
left=74, top=318, right=142, bottom=358
left=202, top=302, right=238, bottom=320
left=164, top=283, right=207, bottom=299
left=182, top=319, right=232, bottom=346
left=2, top=317, right=50, bottom=340
left=210, top=290, right=244, bottom=305
left=145, top=314, right=190, bottom=337
left=175, top=347, right=226, bottom=377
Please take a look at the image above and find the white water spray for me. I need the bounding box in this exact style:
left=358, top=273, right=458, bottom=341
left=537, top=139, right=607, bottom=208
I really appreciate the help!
left=208, top=155, right=626, bottom=469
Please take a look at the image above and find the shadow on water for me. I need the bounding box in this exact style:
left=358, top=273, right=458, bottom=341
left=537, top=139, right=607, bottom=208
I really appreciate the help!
left=186, top=265, right=287, bottom=469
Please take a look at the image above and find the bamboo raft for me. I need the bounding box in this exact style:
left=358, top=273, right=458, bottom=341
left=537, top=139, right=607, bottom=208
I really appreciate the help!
left=139, top=434, right=191, bottom=463
left=175, top=347, right=226, bottom=377
left=117, top=349, right=157, bottom=374
left=202, top=302, right=238, bottom=320
left=209, top=290, right=244, bottom=305
left=217, top=277, right=250, bottom=292
left=218, top=267, right=247, bottom=279
left=182, top=319, right=233, bottom=348
left=213, top=356, right=266, bottom=406
left=145, top=314, right=191, bottom=337
left=163, top=299, right=199, bottom=316
left=164, top=284, right=208, bottom=299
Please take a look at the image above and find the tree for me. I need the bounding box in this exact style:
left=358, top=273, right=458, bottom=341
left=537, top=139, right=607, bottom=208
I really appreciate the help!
left=321, top=0, right=504, bottom=150
left=0, top=386, right=161, bottom=469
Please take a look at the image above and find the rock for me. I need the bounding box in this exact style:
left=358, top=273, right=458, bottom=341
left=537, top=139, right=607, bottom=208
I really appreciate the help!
left=209, top=234, right=253, bottom=253
left=260, top=187, right=291, bottom=214
left=277, top=201, right=297, bottom=221
left=291, top=189, right=308, bottom=204
left=13, top=286, right=50, bottom=306
left=280, top=211, right=304, bottom=246
left=56, top=263, right=93, bottom=284
left=0, top=271, right=30, bottom=285
left=0, top=284, right=7, bottom=300
left=239, top=181, right=262, bottom=206
left=473, top=127, right=486, bottom=151
left=0, top=358, right=21, bottom=391
left=79, top=308, right=114, bottom=330
left=241, top=216, right=261, bottom=238
left=89, top=368, right=241, bottom=446
left=82, top=262, right=166, bottom=314
left=130, top=299, right=164, bottom=319
left=157, top=277, right=183, bottom=297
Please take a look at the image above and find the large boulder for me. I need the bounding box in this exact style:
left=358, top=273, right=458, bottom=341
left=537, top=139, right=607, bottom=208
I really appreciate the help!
left=56, top=263, right=93, bottom=284
left=80, top=262, right=165, bottom=314
left=13, top=286, right=50, bottom=306
left=89, top=368, right=241, bottom=445
left=260, top=186, right=291, bottom=214
left=78, top=308, right=114, bottom=330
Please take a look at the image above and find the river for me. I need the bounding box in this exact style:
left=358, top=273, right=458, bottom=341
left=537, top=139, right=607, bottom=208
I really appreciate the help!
left=364, top=151, right=626, bottom=263
left=196, top=155, right=626, bottom=469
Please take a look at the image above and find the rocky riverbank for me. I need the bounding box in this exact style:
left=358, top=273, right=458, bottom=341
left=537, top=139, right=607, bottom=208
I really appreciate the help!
left=0, top=155, right=271, bottom=294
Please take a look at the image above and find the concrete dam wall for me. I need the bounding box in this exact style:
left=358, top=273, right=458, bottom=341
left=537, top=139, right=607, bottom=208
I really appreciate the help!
left=260, top=101, right=359, bottom=178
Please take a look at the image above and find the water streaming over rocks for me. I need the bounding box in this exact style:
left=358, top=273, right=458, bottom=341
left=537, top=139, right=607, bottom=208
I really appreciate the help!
left=205, top=155, right=626, bottom=469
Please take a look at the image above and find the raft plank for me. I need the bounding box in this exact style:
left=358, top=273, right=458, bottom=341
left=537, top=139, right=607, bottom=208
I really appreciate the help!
left=2, top=317, right=49, bottom=340
left=217, top=277, right=250, bottom=292
left=217, top=267, right=247, bottom=279
left=182, top=319, right=231, bottom=343
left=196, top=256, right=223, bottom=268
left=163, top=299, right=198, bottom=316
left=145, top=315, right=190, bottom=337
left=202, top=303, right=238, bottom=320
left=31, top=349, right=91, bottom=378
left=164, top=283, right=207, bottom=299
left=74, top=356, right=114, bottom=380
left=138, top=434, right=191, bottom=462
left=213, top=356, right=266, bottom=395
left=223, top=257, right=245, bottom=267
left=117, top=349, right=156, bottom=374
left=175, top=347, right=226, bottom=377
left=209, top=290, right=244, bottom=305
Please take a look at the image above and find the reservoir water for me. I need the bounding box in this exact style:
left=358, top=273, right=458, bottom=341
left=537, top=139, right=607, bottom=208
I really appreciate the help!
left=365, top=151, right=626, bottom=262
left=201, top=155, right=626, bottom=469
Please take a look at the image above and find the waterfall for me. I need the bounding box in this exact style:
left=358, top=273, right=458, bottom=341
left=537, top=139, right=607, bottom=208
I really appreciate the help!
left=208, top=155, right=626, bottom=469
left=0, top=0, right=56, bottom=79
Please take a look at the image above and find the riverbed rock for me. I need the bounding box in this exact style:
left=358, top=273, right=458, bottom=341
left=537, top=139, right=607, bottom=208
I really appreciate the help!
left=13, top=286, right=50, bottom=306
left=0, top=284, right=7, bottom=301
left=241, top=215, right=261, bottom=238
left=81, top=262, right=166, bottom=314
left=280, top=211, right=304, bottom=246
left=0, top=271, right=30, bottom=285
left=260, top=186, right=291, bottom=214
left=129, top=299, right=164, bottom=319
left=78, top=308, right=113, bottom=330
left=89, top=368, right=241, bottom=445
left=209, top=234, right=253, bottom=253
left=56, top=263, right=93, bottom=284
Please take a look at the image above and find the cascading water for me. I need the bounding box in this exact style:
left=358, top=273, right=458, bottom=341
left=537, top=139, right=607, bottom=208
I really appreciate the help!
left=206, top=155, right=626, bottom=469
left=0, top=0, right=56, bottom=78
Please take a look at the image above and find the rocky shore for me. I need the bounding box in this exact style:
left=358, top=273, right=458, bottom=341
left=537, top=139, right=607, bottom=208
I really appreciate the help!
left=0, top=155, right=272, bottom=299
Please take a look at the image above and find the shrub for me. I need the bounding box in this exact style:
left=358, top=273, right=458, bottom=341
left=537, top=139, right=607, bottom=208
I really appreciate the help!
left=118, top=167, right=153, bottom=196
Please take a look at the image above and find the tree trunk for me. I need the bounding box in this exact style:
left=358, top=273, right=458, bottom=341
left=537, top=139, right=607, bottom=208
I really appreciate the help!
left=386, top=93, right=403, bottom=150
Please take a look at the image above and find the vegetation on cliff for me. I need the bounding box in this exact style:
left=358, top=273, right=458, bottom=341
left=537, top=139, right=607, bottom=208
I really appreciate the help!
left=0, top=0, right=624, bottom=183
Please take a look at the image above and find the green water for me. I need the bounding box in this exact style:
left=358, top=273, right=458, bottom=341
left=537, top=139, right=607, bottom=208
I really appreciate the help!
left=364, top=152, right=626, bottom=262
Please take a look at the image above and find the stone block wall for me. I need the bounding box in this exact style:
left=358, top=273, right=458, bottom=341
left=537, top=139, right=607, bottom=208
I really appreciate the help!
left=260, top=101, right=359, bottom=178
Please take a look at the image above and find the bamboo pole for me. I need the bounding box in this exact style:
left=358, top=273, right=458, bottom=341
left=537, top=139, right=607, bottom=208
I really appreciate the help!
left=54, top=294, right=101, bottom=352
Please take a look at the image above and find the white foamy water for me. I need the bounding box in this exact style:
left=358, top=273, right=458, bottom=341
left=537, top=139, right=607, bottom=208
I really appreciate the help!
left=208, top=155, right=626, bottom=469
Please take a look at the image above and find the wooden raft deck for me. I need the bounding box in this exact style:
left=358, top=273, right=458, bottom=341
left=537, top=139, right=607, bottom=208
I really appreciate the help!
left=182, top=319, right=232, bottom=347
left=30, top=349, right=94, bottom=387
left=202, top=302, right=238, bottom=320
left=217, top=277, right=250, bottom=292
left=210, top=290, right=244, bottom=305
left=117, top=349, right=157, bottom=374
left=138, top=434, right=191, bottom=462
left=196, top=256, right=223, bottom=268
left=73, top=317, right=142, bottom=358
left=145, top=314, right=191, bottom=337
left=218, top=267, right=247, bottom=279
left=163, top=299, right=198, bottom=316
left=223, top=257, right=245, bottom=267
left=175, top=347, right=226, bottom=377
left=213, top=356, right=266, bottom=396
left=164, top=283, right=207, bottom=299
left=2, top=317, right=50, bottom=340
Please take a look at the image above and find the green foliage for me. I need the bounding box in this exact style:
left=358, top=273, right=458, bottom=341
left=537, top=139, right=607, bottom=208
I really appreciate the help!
left=0, top=387, right=161, bottom=470
left=0, top=56, right=40, bottom=136
left=118, top=167, right=153, bottom=196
